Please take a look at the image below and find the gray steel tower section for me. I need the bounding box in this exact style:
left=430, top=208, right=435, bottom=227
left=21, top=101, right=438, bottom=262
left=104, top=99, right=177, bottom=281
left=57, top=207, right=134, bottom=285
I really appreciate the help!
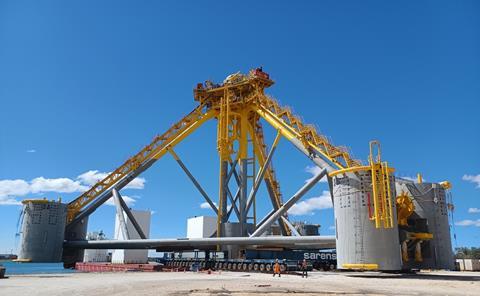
left=18, top=201, right=67, bottom=262
left=239, top=158, right=248, bottom=237
left=333, top=171, right=402, bottom=271
left=396, top=181, right=454, bottom=270
left=63, top=216, right=89, bottom=267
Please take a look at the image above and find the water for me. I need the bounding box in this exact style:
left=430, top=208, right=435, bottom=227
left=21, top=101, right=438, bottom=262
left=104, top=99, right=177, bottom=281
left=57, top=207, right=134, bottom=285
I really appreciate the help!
left=1, top=261, right=76, bottom=275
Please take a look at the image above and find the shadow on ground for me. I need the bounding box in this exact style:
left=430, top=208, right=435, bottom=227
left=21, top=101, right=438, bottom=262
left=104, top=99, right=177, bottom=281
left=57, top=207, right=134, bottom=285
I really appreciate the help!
left=346, top=273, right=480, bottom=282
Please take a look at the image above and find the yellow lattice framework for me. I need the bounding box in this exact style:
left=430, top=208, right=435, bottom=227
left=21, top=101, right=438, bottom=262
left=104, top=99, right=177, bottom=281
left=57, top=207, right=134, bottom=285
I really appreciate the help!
left=67, top=68, right=389, bottom=235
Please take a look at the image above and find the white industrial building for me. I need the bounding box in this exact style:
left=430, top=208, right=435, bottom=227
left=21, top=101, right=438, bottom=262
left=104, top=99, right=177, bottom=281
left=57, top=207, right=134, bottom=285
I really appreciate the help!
left=112, top=210, right=151, bottom=264
left=187, top=216, right=216, bottom=238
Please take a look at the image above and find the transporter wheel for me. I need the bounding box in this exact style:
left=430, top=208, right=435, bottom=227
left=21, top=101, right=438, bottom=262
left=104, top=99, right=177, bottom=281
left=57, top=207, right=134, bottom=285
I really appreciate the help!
left=214, top=262, right=219, bottom=269
left=259, top=264, right=265, bottom=272
left=219, top=262, right=224, bottom=269
left=248, top=263, right=253, bottom=271
left=227, top=263, right=232, bottom=270
left=200, top=261, right=205, bottom=269
left=280, top=264, right=287, bottom=272
left=265, top=264, right=271, bottom=272
left=329, top=264, right=335, bottom=270
left=253, top=263, right=259, bottom=271
left=243, top=263, right=248, bottom=271
left=233, top=263, right=238, bottom=270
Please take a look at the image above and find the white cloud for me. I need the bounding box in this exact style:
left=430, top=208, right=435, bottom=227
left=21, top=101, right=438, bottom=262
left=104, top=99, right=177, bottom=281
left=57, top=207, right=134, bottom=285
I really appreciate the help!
left=328, top=225, right=335, bottom=230
left=77, top=170, right=145, bottom=189
left=455, top=219, right=480, bottom=227
left=26, top=149, right=36, bottom=153
left=468, top=208, right=480, bottom=214
left=30, top=177, right=87, bottom=193
left=77, top=170, right=108, bottom=186
left=0, top=180, right=31, bottom=197
left=463, top=174, right=480, bottom=188
left=0, top=197, right=22, bottom=205
left=305, top=166, right=327, bottom=183
left=288, top=190, right=332, bottom=216
left=200, top=201, right=218, bottom=209
left=125, top=177, right=146, bottom=190
left=105, top=194, right=138, bottom=207
left=0, top=170, right=146, bottom=206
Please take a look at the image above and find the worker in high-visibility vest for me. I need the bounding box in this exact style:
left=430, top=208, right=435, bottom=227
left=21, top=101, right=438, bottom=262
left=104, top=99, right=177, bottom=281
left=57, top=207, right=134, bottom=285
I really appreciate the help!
left=301, top=259, right=308, bottom=278
left=273, top=259, right=281, bottom=277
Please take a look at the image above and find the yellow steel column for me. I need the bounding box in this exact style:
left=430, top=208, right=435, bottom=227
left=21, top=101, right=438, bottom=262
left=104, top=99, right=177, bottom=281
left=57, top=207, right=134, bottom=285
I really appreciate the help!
left=238, top=109, right=249, bottom=236
left=217, top=89, right=231, bottom=238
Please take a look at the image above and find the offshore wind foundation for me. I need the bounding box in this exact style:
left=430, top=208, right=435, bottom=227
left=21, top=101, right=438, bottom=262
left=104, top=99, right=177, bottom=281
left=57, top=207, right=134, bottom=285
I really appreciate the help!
left=16, top=68, right=455, bottom=272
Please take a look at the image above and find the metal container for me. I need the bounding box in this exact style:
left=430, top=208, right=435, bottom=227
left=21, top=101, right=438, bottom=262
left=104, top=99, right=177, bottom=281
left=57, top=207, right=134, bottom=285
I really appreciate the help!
left=18, top=200, right=67, bottom=262
left=333, top=171, right=402, bottom=271
left=295, top=223, right=320, bottom=236
left=395, top=181, right=454, bottom=270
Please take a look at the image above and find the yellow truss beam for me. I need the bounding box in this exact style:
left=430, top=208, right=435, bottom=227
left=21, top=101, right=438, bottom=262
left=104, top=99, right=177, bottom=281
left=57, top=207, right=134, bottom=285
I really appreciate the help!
left=66, top=106, right=217, bottom=223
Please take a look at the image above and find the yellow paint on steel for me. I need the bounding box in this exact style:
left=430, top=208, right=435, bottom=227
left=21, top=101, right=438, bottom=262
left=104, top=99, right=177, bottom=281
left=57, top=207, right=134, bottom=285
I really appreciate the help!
left=440, top=181, right=452, bottom=190
left=328, top=166, right=371, bottom=177
left=383, top=162, right=394, bottom=228
left=22, top=199, right=54, bottom=204
left=367, top=141, right=394, bottom=229
left=408, top=232, right=433, bottom=240
left=396, top=192, right=415, bottom=226
left=342, top=263, right=379, bottom=270
left=417, top=173, right=423, bottom=184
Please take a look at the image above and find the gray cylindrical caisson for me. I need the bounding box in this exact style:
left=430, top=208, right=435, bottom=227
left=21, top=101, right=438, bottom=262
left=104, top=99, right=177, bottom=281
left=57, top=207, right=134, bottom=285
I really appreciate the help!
left=18, top=200, right=67, bottom=262
left=221, top=222, right=254, bottom=259
left=62, top=217, right=89, bottom=268
left=333, top=171, right=402, bottom=271
left=395, top=181, right=454, bottom=270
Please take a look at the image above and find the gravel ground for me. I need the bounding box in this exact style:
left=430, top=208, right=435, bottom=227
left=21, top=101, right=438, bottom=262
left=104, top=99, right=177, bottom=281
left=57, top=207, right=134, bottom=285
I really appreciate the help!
left=1, top=270, right=479, bottom=296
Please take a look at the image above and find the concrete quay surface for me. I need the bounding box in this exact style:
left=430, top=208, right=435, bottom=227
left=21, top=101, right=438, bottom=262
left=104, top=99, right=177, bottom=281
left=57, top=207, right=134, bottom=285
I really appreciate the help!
left=1, top=270, right=479, bottom=296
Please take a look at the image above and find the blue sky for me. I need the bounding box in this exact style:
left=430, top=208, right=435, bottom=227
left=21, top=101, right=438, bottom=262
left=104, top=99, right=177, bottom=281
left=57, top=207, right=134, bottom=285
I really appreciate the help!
left=0, top=1, right=479, bottom=253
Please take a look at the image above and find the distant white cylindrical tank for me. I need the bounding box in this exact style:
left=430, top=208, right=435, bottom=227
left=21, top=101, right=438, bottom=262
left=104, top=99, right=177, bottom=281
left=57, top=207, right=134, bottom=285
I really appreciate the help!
left=83, top=231, right=109, bottom=262
left=18, top=200, right=67, bottom=262
left=395, top=181, right=454, bottom=270
left=333, top=172, right=402, bottom=271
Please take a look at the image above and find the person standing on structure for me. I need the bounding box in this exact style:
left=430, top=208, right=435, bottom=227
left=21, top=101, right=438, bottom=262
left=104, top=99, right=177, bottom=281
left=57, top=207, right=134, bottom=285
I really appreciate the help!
left=273, top=259, right=281, bottom=277
left=301, top=259, right=308, bottom=278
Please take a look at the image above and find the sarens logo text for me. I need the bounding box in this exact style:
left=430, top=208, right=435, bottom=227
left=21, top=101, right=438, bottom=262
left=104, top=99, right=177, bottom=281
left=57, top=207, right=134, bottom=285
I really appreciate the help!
left=304, top=252, right=336, bottom=260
